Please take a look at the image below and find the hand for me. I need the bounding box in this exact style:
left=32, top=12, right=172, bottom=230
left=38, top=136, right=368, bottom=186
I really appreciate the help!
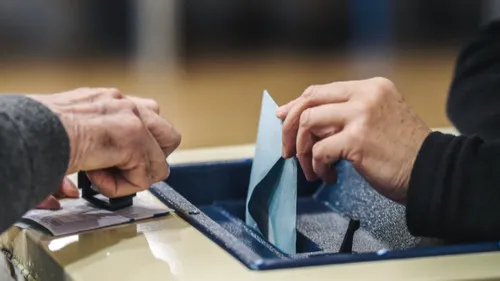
left=29, top=88, right=181, bottom=198
left=277, top=77, right=430, bottom=203
left=36, top=177, right=79, bottom=210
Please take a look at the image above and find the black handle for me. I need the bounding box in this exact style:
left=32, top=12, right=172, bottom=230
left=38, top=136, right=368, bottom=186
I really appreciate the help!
left=339, top=219, right=360, bottom=254
left=77, top=171, right=136, bottom=211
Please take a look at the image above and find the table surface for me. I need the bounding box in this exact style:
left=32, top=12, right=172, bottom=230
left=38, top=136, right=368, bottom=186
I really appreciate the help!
left=4, top=127, right=500, bottom=281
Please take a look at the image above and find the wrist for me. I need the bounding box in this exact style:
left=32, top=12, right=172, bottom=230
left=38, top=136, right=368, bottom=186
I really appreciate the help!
left=58, top=113, right=82, bottom=175
left=398, top=126, right=432, bottom=205
left=27, top=94, right=80, bottom=174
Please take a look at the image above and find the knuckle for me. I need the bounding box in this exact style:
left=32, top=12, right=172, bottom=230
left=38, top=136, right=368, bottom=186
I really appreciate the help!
left=354, top=79, right=395, bottom=118
left=312, top=143, right=329, bottom=164
left=120, top=98, right=139, bottom=113
left=371, top=76, right=394, bottom=88
left=299, top=108, right=312, bottom=129
left=302, top=85, right=316, bottom=98
left=346, top=125, right=365, bottom=148
left=147, top=99, right=160, bottom=113
left=302, top=85, right=315, bottom=97
left=370, top=77, right=394, bottom=97
left=95, top=102, right=108, bottom=115
left=355, top=100, right=375, bottom=117
left=347, top=125, right=362, bottom=140
left=106, top=88, right=124, bottom=99
left=301, top=85, right=326, bottom=109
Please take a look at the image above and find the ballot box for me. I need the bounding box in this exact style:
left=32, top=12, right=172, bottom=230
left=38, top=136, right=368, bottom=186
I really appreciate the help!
left=149, top=158, right=500, bottom=271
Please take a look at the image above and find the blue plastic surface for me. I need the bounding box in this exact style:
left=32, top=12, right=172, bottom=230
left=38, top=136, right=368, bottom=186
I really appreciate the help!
left=149, top=159, right=500, bottom=270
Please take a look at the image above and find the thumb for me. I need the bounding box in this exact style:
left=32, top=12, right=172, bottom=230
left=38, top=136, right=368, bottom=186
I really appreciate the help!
left=36, top=195, right=61, bottom=210
left=55, top=177, right=80, bottom=199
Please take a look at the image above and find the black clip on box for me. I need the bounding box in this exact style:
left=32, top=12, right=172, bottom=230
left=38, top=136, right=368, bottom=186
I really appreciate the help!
left=77, top=171, right=136, bottom=211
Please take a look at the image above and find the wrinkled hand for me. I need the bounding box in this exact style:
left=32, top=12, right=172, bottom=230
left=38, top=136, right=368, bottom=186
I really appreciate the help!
left=29, top=88, right=181, bottom=199
left=277, top=78, right=430, bottom=203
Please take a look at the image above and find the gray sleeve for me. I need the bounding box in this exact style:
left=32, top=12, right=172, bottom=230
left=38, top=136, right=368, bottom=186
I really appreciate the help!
left=0, top=95, right=70, bottom=234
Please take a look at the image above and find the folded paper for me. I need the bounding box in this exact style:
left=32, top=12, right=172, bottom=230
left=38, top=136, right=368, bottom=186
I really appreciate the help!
left=246, top=90, right=297, bottom=255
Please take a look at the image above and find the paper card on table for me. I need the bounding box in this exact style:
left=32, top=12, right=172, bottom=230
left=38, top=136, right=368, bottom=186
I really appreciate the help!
left=246, top=90, right=297, bottom=255
left=16, top=194, right=169, bottom=236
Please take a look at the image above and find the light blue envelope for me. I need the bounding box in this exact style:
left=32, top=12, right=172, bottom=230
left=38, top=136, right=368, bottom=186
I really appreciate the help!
left=246, top=90, right=297, bottom=255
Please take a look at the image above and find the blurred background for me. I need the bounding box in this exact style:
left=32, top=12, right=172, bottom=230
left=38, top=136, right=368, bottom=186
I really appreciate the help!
left=0, top=0, right=497, bottom=149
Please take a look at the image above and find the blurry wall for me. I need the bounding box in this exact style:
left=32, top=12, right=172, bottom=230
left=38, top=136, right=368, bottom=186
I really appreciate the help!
left=0, top=0, right=490, bottom=148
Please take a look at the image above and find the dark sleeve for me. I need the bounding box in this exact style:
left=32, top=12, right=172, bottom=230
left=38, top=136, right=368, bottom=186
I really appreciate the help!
left=0, top=95, right=70, bottom=234
left=406, top=131, right=500, bottom=242
left=446, top=20, right=500, bottom=140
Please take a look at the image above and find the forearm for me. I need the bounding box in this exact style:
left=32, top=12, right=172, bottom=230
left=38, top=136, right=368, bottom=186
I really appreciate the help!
left=406, top=131, right=500, bottom=241
left=0, top=95, right=69, bottom=234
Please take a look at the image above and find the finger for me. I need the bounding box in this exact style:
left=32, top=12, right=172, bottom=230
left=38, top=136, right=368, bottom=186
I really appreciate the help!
left=142, top=129, right=170, bottom=182
left=296, top=104, right=348, bottom=181
left=276, top=83, right=339, bottom=119
left=127, top=96, right=160, bottom=114
left=55, top=177, right=80, bottom=199
left=282, top=83, right=352, bottom=159
left=56, top=88, right=124, bottom=103
left=118, top=130, right=169, bottom=190
left=313, top=160, right=338, bottom=184
left=36, top=196, right=61, bottom=210
left=276, top=98, right=298, bottom=119
left=87, top=133, right=169, bottom=198
left=64, top=91, right=161, bottom=114
left=297, top=136, right=317, bottom=181
left=135, top=106, right=181, bottom=157
left=87, top=167, right=149, bottom=198
left=296, top=108, right=317, bottom=181
left=312, top=133, right=349, bottom=183
left=124, top=97, right=179, bottom=156
left=300, top=103, right=352, bottom=136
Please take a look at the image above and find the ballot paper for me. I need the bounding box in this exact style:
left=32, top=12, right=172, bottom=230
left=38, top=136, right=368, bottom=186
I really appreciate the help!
left=16, top=194, right=169, bottom=236
left=246, top=90, right=298, bottom=255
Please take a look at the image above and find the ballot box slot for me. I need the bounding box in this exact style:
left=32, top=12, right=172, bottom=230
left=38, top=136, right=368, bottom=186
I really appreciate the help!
left=150, top=159, right=500, bottom=271
left=200, top=204, right=286, bottom=259
left=204, top=199, right=323, bottom=254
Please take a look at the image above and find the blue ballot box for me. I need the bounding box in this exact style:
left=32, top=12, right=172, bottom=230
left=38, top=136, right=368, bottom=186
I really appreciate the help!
left=149, top=159, right=500, bottom=271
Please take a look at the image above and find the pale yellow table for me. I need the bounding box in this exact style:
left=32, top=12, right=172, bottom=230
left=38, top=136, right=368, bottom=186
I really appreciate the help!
left=3, top=127, right=500, bottom=281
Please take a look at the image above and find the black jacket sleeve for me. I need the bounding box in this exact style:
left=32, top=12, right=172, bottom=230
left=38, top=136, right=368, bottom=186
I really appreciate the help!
left=407, top=132, right=500, bottom=242
left=447, top=20, right=500, bottom=140
left=407, top=20, right=500, bottom=242
left=0, top=95, right=70, bottom=234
